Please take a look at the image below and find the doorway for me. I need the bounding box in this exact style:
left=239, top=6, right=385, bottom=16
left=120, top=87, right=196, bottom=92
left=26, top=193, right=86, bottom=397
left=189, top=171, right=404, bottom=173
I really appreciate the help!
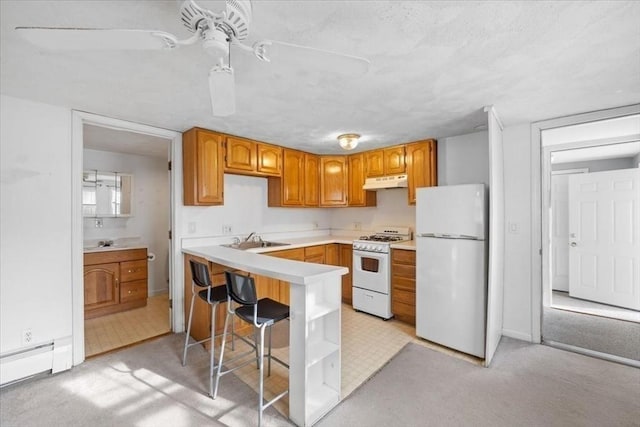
left=71, top=111, right=182, bottom=365
left=539, top=114, right=640, bottom=365
left=82, top=124, right=172, bottom=357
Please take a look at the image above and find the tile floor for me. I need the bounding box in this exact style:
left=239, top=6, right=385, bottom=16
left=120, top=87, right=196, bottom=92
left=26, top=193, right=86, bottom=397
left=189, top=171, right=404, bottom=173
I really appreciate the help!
left=213, top=303, right=481, bottom=419
left=84, top=293, right=171, bottom=357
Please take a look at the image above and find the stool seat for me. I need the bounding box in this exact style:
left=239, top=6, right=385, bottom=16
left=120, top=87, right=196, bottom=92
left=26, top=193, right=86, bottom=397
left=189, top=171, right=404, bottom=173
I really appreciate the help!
left=235, top=298, right=289, bottom=326
left=197, top=285, right=227, bottom=304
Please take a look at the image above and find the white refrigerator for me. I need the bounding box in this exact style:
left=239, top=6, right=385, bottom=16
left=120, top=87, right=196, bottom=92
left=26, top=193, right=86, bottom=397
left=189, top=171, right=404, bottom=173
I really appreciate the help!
left=415, top=184, right=487, bottom=358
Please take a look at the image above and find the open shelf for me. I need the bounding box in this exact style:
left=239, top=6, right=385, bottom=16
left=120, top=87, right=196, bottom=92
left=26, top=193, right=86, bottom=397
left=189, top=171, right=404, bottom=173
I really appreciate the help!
left=307, top=303, right=339, bottom=322
left=306, top=383, right=340, bottom=425
left=307, top=341, right=339, bottom=368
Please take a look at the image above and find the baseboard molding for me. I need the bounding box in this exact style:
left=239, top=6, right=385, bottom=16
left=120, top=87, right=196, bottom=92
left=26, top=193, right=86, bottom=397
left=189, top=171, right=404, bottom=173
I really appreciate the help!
left=544, top=340, right=640, bottom=368
left=502, top=328, right=533, bottom=342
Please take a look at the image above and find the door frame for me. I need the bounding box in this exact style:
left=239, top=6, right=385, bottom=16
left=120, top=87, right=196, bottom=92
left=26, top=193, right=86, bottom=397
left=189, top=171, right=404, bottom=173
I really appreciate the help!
left=71, top=111, right=182, bottom=365
left=530, top=104, right=640, bottom=343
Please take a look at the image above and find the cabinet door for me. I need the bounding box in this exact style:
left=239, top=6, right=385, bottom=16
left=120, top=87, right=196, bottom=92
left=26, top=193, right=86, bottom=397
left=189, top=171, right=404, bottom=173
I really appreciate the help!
left=84, top=263, right=120, bottom=312
left=326, top=244, right=340, bottom=265
left=225, top=136, right=256, bottom=173
left=268, top=248, right=305, bottom=306
left=384, top=146, right=406, bottom=175
left=339, top=244, right=353, bottom=303
left=348, top=153, right=376, bottom=207
left=304, top=153, right=320, bottom=207
left=182, top=128, right=224, bottom=206
left=391, top=249, right=416, bottom=325
left=282, top=149, right=306, bottom=206
left=304, top=245, right=326, bottom=264
left=257, top=143, right=282, bottom=176
left=406, top=140, right=437, bottom=205
left=365, top=150, right=384, bottom=177
left=320, top=156, right=348, bottom=206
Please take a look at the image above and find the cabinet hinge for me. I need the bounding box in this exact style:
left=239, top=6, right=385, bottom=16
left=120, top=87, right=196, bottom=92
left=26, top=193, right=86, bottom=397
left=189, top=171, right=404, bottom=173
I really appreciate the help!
left=168, top=161, right=172, bottom=171
left=169, top=230, right=172, bottom=240
left=169, top=299, right=173, bottom=309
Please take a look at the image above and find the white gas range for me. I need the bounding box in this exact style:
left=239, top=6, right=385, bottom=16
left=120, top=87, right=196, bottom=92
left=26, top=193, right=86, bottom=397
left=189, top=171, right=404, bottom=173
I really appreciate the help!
left=352, top=226, right=412, bottom=319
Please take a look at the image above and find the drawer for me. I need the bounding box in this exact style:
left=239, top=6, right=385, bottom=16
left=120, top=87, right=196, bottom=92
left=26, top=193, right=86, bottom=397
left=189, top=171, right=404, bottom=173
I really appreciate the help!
left=392, top=264, right=415, bottom=279
left=393, top=288, right=415, bottom=305
left=392, top=249, right=415, bottom=265
left=120, top=260, right=147, bottom=282
left=84, top=248, right=147, bottom=265
left=304, top=245, right=325, bottom=258
left=269, top=248, right=305, bottom=261
left=120, top=280, right=148, bottom=303
left=392, top=276, right=416, bottom=291
left=353, top=287, right=392, bottom=319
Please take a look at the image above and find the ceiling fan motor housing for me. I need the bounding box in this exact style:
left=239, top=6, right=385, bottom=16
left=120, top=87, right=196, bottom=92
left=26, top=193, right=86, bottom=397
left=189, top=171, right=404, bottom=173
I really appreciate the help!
left=179, top=0, right=252, bottom=40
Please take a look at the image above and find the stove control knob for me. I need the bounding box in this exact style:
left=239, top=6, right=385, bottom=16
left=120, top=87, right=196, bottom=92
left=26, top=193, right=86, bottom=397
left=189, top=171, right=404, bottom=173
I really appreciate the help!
left=367, top=245, right=373, bottom=251
left=376, top=247, right=383, bottom=252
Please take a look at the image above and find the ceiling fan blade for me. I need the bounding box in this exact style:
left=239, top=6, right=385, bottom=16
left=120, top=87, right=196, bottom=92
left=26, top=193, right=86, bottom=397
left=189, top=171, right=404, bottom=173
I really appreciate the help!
left=255, top=39, right=371, bottom=76
left=209, top=65, right=236, bottom=116
left=15, top=27, right=178, bottom=51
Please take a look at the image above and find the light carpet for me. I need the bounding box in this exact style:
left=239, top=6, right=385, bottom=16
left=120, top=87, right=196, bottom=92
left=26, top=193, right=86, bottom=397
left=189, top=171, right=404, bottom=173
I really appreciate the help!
left=317, top=337, right=640, bottom=426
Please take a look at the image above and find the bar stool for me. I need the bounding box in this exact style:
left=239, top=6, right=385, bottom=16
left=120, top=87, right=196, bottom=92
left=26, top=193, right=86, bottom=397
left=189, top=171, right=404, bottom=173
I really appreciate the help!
left=182, top=259, right=234, bottom=397
left=213, top=270, right=290, bottom=427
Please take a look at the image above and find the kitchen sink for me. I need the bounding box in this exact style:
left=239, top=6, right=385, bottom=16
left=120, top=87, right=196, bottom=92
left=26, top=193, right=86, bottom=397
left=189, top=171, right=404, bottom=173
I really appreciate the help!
left=222, top=241, right=290, bottom=250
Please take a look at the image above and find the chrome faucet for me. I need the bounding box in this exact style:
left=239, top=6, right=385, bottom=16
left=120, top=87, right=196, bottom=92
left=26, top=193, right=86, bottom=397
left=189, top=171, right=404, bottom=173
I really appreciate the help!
left=244, top=232, right=256, bottom=242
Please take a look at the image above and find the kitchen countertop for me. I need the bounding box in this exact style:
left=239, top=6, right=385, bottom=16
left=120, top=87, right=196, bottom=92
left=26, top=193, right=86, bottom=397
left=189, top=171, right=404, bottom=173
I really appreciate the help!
left=390, top=240, right=416, bottom=251
left=183, top=244, right=347, bottom=285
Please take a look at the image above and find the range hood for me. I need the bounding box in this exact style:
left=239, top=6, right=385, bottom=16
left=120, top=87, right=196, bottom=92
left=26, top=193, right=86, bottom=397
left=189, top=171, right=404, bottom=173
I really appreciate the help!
left=363, top=174, right=408, bottom=190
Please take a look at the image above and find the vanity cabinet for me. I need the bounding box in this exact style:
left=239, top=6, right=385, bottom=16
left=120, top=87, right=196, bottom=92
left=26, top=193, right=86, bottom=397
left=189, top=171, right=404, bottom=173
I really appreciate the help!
left=320, top=156, right=348, bottom=206
left=348, top=153, right=376, bottom=207
left=391, top=249, right=416, bottom=325
left=183, top=128, right=224, bottom=206
left=406, top=139, right=437, bottom=205
left=84, top=248, right=148, bottom=319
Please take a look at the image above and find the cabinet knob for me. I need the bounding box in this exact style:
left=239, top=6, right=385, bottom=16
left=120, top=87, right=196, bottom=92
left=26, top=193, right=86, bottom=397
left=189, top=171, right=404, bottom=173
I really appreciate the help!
left=128, top=290, right=132, bottom=294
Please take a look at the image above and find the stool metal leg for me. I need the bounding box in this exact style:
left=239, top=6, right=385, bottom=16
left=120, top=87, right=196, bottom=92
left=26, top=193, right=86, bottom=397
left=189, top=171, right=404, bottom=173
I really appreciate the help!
left=212, top=309, right=233, bottom=399
left=208, top=301, right=219, bottom=397
left=267, top=325, right=272, bottom=377
left=258, top=324, right=267, bottom=427
left=182, top=291, right=196, bottom=366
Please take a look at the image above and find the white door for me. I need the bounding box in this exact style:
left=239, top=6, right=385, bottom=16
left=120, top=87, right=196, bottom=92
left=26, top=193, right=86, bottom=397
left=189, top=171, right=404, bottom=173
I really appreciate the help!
left=568, top=168, right=640, bottom=310
left=551, top=170, right=587, bottom=292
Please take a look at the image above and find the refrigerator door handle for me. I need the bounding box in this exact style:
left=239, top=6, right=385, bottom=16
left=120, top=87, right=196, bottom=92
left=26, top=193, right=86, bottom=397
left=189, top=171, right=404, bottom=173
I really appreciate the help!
left=417, top=233, right=483, bottom=240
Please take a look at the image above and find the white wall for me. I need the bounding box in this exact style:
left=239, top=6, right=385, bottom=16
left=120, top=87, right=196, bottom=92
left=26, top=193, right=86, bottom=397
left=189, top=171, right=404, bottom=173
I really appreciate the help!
left=330, top=188, right=415, bottom=233
left=83, top=149, right=170, bottom=295
left=0, top=95, right=72, bottom=353
left=181, top=173, right=332, bottom=242
left=502, top=124, right=534, bottom=341
left=437, top=131, right=490, bottom=186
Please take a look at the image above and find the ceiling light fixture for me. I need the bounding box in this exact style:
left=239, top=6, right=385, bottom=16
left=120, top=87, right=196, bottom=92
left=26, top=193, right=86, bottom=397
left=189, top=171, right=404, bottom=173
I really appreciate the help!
left=337, top=133, right=360, bottom=150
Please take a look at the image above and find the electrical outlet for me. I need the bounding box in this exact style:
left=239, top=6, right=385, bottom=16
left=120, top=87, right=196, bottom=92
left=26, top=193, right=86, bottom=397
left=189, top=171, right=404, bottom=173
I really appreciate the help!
left=222, top=224, right=232, bottom=234
left=354, top=222, right=362, bottom=230
left=22, top=329, right=33, bottom=345
left=95, top=218, right=103, bottom=228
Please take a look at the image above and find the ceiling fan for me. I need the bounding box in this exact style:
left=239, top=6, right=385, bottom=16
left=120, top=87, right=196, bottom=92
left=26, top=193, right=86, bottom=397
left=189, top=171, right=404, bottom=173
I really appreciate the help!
left=15, top=0, right=370, bottom=117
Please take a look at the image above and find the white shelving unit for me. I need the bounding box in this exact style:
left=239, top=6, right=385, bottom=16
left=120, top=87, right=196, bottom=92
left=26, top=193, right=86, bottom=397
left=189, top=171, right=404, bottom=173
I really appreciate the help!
left=290, top=275, right=342, bottom=426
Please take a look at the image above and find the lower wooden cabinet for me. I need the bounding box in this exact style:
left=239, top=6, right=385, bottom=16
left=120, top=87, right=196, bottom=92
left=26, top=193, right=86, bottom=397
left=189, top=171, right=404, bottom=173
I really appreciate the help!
left=267, top=248, right=305, bottom=306
left=391, top=249, right=416, bottom=325
left=339, top=244, right=353, bottom=304
left=84, top=248, right=148, bottom=319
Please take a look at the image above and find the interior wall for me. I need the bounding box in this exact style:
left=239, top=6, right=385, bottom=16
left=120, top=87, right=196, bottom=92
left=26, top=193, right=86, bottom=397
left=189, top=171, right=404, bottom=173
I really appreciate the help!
left=329, top=188, right=415, bottom=233
left=552, top=157, right=635, bottom=172
left=0, top=95, right=73, bottom=353
left=501, top=124, right=533, bottom=341
left=83, top=149, right=170, bottom=295
left=181, top=173, right=332, bottom=241
left=437, top=131, right=490, bottom=186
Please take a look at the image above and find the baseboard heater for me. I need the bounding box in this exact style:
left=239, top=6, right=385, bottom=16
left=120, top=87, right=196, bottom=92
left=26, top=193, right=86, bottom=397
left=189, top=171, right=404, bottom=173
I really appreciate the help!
left=0, top=336, right=72, bottom=386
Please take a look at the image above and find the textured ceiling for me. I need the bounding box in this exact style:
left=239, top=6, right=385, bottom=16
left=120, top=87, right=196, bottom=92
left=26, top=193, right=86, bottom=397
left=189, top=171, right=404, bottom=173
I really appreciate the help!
left=1, top=1, right=639, bottom=154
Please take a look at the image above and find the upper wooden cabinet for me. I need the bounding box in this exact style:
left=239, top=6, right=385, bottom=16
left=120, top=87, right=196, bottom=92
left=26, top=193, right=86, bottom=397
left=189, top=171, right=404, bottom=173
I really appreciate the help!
left=320, top=156, right=348, bottom=207
left=268, top=148, right=305, bottom=207
left=225, top=136, right=282, bottom=177
left=183, top=128, right=224, bottom=206
left=257, top=142, right=282, bottom=176
left=304, top=153, right=320, bottom=207
left=348, top=153, right=376, bottom=207
left=365, top=146, right=406, bottom=177
left=406, top=139, right=438, bottom=205
left=384, top=146, right=406, bottom=175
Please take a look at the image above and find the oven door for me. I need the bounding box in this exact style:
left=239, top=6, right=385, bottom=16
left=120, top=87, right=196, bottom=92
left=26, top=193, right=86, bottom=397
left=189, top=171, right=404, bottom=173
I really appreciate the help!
left=352, top=249, right=390, bottom=294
